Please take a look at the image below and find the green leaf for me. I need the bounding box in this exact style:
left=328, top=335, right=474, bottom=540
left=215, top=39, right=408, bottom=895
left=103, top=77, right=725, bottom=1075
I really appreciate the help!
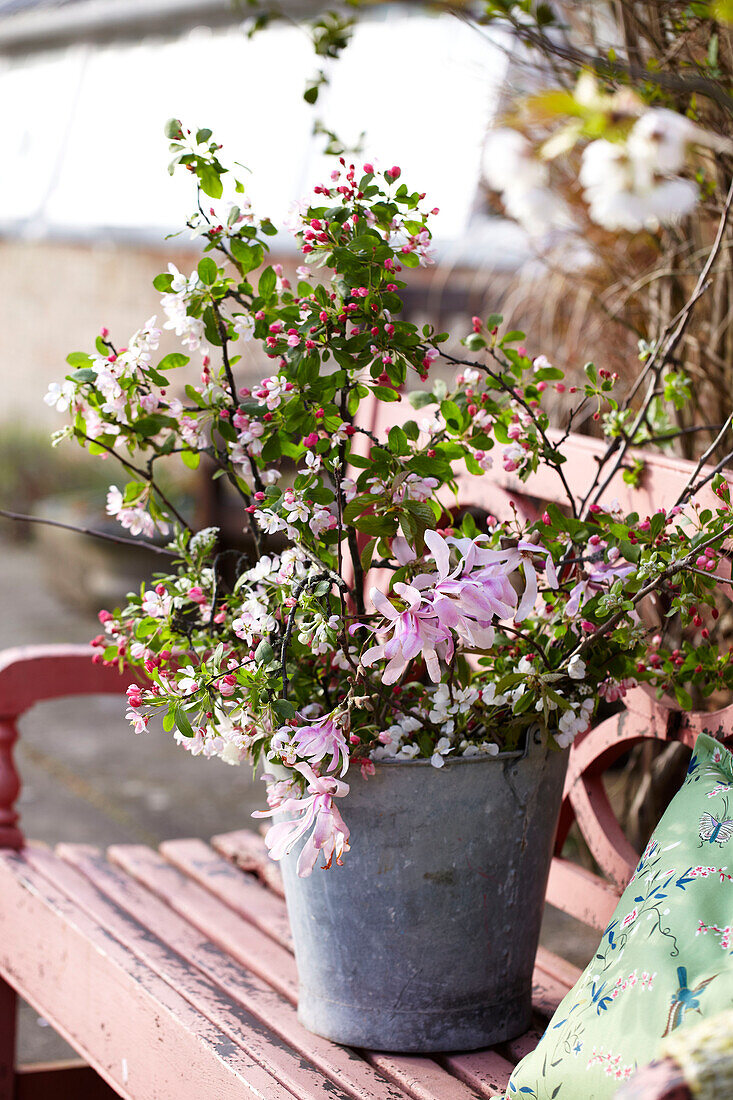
left=174, top=704, right=195, bottom=738
left=255, top=638, right=275, bottom=666
left=181, top=449, right=200, bottom=469
left=198, top=257, right=217, bottom=285
left=158, top=352, right=190, bottom=371
left=69, top=368, right=97, bottom=384
left=674, top=684, right=693, bottom=710
left=354, top=514, right=396, bottom=536
left=403, top=500, right=436, bottom=526
left=370, top=385, right=400, bottom=402
left=198, top=163, right=223, bottom=199
left=440, top=399, right=465, bottom=430
left=408, top=391, right=435, bottom=410
left=388, top=426, right=409, bottom=455
left=66, top=351, right=93, bottom=368
left=258, top=266, right=277, bottom=299
left=273, top=698, right=296, bottom=720
left=360, top=537, right=377, bottom=574
left=230, top=238, right=264, bottom=274
left=153, top=272, right=174, bottom=292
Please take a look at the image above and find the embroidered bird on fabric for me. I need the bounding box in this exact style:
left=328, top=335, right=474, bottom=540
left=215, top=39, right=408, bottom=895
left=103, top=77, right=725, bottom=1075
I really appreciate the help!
left=662, top=966, right=717, bottom=1036
left=698, top=796, right=733, bottom=847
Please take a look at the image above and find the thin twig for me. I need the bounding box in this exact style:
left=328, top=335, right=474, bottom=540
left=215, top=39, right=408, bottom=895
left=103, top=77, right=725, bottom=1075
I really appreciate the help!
left=0, top=508, right=177, bottom=556
left=567, top=521, right=733, bottom=662
left=676, top=414, right=733, bottom=506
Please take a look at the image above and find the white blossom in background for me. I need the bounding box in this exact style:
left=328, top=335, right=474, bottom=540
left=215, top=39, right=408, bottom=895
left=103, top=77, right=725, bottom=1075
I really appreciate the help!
left=482, top=128, right=573, bottom=237
left=580, top=108, right=700, bottom=232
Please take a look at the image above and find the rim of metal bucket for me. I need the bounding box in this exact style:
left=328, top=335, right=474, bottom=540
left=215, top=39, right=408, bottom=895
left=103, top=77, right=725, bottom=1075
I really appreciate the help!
left=374, top=723, right=549, bottom=767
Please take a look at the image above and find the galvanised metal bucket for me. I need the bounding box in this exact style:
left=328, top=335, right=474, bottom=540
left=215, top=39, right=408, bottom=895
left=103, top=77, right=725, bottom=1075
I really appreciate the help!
left=278, top=726, right=569, bottom=1052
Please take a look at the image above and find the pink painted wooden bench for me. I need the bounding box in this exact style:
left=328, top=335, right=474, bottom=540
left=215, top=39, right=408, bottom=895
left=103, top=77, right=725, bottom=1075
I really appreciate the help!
left=1, top=427, right=731, bottom=1099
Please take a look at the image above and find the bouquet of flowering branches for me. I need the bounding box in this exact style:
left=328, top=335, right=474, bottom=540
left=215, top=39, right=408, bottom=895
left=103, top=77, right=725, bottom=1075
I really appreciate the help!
left=42, top=122, right=733, bottom=877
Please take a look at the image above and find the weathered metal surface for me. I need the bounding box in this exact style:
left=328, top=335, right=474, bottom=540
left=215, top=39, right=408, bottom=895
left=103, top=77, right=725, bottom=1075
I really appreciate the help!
left=278, top=729, right=569, bottom=1052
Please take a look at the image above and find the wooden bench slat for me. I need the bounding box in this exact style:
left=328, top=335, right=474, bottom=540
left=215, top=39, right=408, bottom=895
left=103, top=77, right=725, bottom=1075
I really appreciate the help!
left=0, top=851, right=295, bottom=1100
left=367, top=1055, right=485, bottom=1100
left=212, top=829, right=286, bottom=898
left=111, top=843, right=486, bottom=1100
left=499, top=1023, right=546, bottom=1065
left=441, top=1050, right=515, bottom=1098
left=24, top=844, right=350, bottom=1100
left=534, top=946, right=582, bottom=990
left=545, top=856, right=620, bottom=931
left=58, top=844, right=413, bottom=1100
left=176, top=835, right=292, bottom=945
left=530, top=967, right=573, bottom=1020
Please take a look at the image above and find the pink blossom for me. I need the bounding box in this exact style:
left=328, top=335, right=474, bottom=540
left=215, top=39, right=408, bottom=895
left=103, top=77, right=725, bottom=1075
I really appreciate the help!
left=362, top=582, right=451, bottom=684
left=290, top=712, right=350, bottom=776
left=254, top=762, right=350, bottom=877
left=362, top=531, right=526, bottom=684
left=125, top=707, right=149, bottom=734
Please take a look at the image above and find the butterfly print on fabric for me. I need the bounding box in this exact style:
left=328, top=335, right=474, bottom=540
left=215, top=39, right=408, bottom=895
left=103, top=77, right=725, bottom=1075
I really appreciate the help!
left=699, top=796, right=733, bottom=848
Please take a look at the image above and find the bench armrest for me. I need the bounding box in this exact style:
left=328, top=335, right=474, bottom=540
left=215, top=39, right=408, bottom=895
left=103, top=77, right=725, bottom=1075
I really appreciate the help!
left=0, top=644, right=128, bottom=849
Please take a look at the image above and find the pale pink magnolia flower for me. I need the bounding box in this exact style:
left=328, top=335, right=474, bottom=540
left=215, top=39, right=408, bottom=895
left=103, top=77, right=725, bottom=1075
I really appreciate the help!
left=290, top=713, right=350, bottom=776
left=362, top=531, right=522, bottom=683
left=495, top=539, right=558, bottom=621
left=566, top=545, right=634, bottom=617
left=254, top=762, right=351, bottom=877
left=361, top=582, right=452, bottom=684
left=413, top=531, right=519, bottom=646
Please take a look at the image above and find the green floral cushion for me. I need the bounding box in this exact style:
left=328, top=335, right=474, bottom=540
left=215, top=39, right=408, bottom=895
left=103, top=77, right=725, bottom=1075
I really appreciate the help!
left=506, top=732, right=733, bottom=1098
